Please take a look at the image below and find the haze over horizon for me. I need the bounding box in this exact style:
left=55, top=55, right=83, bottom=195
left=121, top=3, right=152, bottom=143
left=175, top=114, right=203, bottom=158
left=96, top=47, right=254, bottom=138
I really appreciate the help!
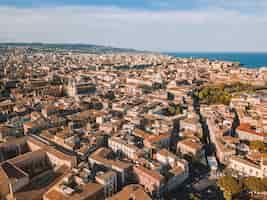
left=1, top=0, right=267, bottom=52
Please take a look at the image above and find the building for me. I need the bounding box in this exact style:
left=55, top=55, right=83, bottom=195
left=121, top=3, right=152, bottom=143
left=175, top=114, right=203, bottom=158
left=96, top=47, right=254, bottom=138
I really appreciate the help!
left=66, top=79, right=96, bottom=97
left=108, top=135, right=144, bottom=160
left=107, top=184, right=152, bottom=200
left=177, top=139, right=204, bottom=158
left=236, top=123, right=267, bottom=142
left=133, top=165, right=165, bottom=196
left=43, top=173, right=104, bottom=200
left=89, top=148, right=132, bottom=187
left=229, top=156, right=263, bottom=178
left=0, top=136, right=77, bottom=198
left=95, top=171, right=117, bottom=198
left=155, top=149, right=189, bottom=192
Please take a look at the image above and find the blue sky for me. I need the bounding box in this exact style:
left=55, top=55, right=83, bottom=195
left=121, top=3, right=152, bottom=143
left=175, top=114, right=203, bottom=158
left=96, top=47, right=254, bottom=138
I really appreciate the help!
left=2, top=0, right=266, bottom=12
left=1, top=0, right=267, bottom=52
left=0, top=0, right=205, bottom=9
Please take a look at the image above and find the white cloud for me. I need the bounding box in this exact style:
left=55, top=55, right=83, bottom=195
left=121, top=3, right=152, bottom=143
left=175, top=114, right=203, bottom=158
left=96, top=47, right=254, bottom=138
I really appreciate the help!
left=200, top=0, right=267, bottom=11
left=1, top=6, right=267, bottom=52
left=153, top=0, right=267, bottom=13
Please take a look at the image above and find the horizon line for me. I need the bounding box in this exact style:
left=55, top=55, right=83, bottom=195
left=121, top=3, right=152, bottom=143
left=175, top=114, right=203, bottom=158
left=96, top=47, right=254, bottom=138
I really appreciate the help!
left=1, top=42, right=267, bottom=54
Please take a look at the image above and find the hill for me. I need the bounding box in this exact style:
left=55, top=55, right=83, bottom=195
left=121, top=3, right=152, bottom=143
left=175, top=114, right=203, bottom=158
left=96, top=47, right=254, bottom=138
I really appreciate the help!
left=0, top=43, right=144, bottom=54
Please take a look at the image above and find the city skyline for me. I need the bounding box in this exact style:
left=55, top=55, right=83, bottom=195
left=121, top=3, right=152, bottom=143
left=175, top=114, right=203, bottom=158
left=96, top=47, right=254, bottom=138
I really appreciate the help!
left=2, top=34, right=267, bottom=200
left=2, top=1, right=267, bottom=52
left=1, top=3, right=267, bottom=199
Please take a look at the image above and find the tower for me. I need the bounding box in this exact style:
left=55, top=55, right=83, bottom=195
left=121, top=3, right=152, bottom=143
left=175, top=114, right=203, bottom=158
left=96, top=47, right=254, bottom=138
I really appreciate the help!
left=67, top=79, right=77, bottom=97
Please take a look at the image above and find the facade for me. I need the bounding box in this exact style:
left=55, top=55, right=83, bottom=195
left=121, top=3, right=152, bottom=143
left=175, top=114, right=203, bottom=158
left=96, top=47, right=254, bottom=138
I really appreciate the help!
left=229, top=156, right=263, bottom=178
left=89, top=148, right=132, bottom=186
left=108, top=136, right=144, bottom=160
left=95, top=171, right=117, bottom=198
left=236, top=123, right=267, bottom=142
left=177, top=139, right=204, bottom=158
left=155, top=149, right=189, bottom=192
left=133, top=165, right=165, bottom=196
left=0, top=136, right=77, bottom=198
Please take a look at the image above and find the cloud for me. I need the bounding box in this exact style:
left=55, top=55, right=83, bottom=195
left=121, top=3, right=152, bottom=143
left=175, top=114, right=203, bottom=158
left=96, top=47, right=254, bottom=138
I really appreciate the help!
left=1, top=5, right=267, bottom=52
left=200, top=0, right=267, bottom=12
left=152, top=0, right=267, bottom=13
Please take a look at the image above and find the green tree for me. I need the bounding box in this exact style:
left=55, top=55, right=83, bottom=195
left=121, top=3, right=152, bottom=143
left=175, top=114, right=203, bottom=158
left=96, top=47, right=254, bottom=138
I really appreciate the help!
left=217, top=176, right=242, bottom=200
left=167, top=106, right=176, bottom=115
left=243, top=177, right=266, bottom=193
left=175, top=104, right=183, bottom=114
left=195, top=83, right=258, bottom=105
left=261, top=177, right=267, bottom=189
left=105, top=91, right=115, bottom=100
left=167, top=92, right=175, bottom=101
left=249, top=140, right=267, bottom=152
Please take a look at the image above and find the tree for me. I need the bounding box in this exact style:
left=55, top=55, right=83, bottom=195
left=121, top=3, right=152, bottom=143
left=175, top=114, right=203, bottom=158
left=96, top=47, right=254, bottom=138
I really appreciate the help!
left=167, top=106, right=176, bottom=116
left=243, top=177, right=266, bottom=193
left=249, top=140, right=267, bottom=152
left=175, top=104, right=183, bottom=114
left=167, top=92, right=174, bottom=101
left=261, top=177, right=267, bottom=190
left=217, top=176, right=242, bottom=200
left=196, top=85, right=232, bottom=105
left=105, top=91, right=115, bottom=100
left=152, top=82, right=162, bottom=90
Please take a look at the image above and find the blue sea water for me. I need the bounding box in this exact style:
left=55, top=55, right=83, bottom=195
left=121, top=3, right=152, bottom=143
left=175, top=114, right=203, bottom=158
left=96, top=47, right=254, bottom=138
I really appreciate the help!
left=167, top=52, right=267, bottom=68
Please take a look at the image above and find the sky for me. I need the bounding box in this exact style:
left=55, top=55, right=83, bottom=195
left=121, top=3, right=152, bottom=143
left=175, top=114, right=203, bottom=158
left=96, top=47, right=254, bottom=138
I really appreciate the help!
left=1, top=0, right=267, bottom=52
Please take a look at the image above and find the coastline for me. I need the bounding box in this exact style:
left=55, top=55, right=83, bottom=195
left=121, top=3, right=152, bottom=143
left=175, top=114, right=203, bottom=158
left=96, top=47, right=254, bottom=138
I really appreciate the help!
left=167, top=52, right=267, bottom=69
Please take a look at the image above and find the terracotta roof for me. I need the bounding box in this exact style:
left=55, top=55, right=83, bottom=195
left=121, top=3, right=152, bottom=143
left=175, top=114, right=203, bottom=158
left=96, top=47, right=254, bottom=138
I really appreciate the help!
left=145, top=133, right=170, bottom=144
left=178, top=139, right=203, bottom=150
left=90, top=147, right=132, bottom=170
left=107, top=184, right=151, bottom=200
left=44, top=182, right=103, bottom=200
left=133, top=128, right=150, bottom=139
left=134, top=165, right=164, bottom=182
left=157, top=149, right=176, bottom=159
left=237, top=123, right=267, bottom=137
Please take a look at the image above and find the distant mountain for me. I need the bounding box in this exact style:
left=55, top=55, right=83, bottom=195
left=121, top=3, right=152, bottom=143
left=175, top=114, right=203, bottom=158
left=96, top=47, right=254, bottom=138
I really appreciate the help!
left=0, top=43, right=145, bottom=54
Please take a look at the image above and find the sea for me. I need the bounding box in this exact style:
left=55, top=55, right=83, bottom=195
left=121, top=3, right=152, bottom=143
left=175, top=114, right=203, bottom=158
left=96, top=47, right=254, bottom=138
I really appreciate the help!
left=167, top=52, right=267, bottom=69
